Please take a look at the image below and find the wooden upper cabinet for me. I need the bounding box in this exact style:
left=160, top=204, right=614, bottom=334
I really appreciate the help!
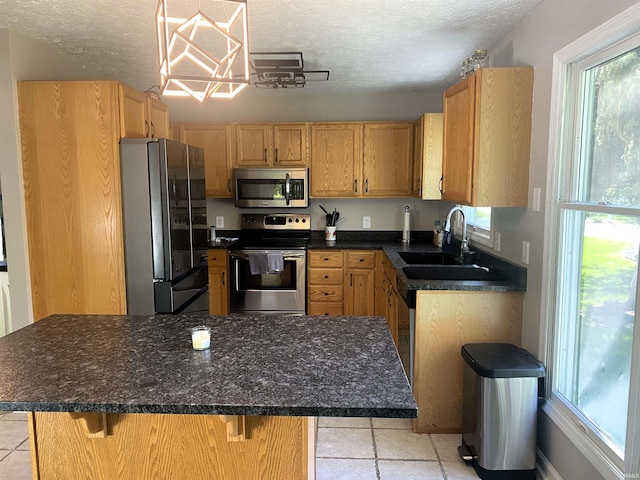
left=118, top=84, right=169, bottom=139
left=147, top=96, right=170, bottom=138
left=310, top=123, right=362, bottom=197
left=18, top=80, right=127, bottom=320
left=177, top=122, right=235, bottom=198
left=235, top=123, right=308, bottom=166
left=414, top=113, right=443, bottom=200
left=442, top=67, right=533, bottom=207
left=363, top=122, right=414, bottom=197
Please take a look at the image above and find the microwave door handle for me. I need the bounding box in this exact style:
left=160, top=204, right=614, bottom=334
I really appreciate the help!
left=285, top=173, right=291, bottom=205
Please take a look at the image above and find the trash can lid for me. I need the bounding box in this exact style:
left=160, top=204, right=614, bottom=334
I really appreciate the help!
left=461, top=343, right=545, bottom=378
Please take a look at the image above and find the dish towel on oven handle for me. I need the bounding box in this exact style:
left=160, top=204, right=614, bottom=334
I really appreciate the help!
left=248, top=252, right=284, bottom=275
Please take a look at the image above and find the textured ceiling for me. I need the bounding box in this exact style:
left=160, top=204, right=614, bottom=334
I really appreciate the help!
left=0, top=0, right=542, bottom=96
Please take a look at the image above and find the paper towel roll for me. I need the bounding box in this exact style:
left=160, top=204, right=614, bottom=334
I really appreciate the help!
left=402, top=206, right=410, bottom=243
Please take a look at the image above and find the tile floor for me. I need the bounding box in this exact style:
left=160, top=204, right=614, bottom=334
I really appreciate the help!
left=0, top=411, right=31, bottom=480
left=315, top=416, right=480, bottom=480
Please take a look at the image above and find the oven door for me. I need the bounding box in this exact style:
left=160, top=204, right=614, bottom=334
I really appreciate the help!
left=229, top=250, right=306, bottom=314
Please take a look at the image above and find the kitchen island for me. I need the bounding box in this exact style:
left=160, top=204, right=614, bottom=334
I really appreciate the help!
left=0, top=313, right=416, bottom=479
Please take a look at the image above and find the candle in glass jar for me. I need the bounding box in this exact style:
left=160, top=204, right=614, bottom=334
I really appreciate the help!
left=191, top=326, right=211, bottom=350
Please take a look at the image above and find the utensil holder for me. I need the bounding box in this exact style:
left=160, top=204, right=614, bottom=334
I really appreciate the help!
left=325, top=226, right=337, bottom=241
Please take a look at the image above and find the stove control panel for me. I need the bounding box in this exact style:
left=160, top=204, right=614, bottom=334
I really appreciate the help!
left=240, top=213, right=311, bottom=230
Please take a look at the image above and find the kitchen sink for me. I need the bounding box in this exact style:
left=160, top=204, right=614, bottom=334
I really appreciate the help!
left=397, top=251, right=461, bottom=265
left=402, top=265, right=506, bottom=282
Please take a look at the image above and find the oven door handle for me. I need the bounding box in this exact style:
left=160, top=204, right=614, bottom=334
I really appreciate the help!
left=229, top=251, right=305, bottom=261
left=285, top=173, right=291, bottom=206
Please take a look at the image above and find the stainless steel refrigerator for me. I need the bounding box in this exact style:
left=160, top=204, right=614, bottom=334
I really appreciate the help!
left=120, top=138, right=209, bottom=315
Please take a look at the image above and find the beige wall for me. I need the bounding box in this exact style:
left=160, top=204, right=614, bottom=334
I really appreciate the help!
left=490, top=1, right=638, bottom=479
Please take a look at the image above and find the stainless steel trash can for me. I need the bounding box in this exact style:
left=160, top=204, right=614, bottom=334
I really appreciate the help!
left=458, top=343, right=545, bottom=480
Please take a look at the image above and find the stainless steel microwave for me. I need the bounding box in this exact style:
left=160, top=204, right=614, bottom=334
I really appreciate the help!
left=234, top=168, right=309, bottom=208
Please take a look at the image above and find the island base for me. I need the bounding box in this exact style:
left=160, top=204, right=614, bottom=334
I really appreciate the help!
left=29, top=412, right=313, bottom=480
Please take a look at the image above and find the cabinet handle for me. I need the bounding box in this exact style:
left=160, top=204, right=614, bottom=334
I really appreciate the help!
left=439, top=175, right=443, bottom=194
left=416, top=177, right=421, bottom=195
left=144, top=120, right=150, bottom=137
left=365, top=179, right=369, bottom=193
left=264, top=148, right=267, bottom=163
left=354, top=179, right=358, bottom=193
left=227, top=179, right=231, bottom=192
left=150, top=121, right=156, bottom=138
left=275, top=148, right=278, bottom=162
left=350, top=273, right=353, bottom=286
left=359, top=258, right=364, bottom=262
left=324, top=275, right=329, bottom=279
left=324, top=292, right=329, bottom=296
left=222, top=271, right=226, bottom=286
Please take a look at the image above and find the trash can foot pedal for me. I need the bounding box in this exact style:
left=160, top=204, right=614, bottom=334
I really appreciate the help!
left=457, top=444, right=477, bottom=462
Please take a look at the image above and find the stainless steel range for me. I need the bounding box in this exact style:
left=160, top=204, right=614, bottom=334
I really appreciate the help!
left=229, top=213, right=311, bottom=315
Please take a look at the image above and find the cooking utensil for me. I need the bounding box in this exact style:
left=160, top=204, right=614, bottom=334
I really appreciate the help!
left=319, top=205, right=330, bottom=215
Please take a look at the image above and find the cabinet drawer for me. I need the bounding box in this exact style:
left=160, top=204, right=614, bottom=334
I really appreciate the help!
left=308, top=285, right=344, bottom=302
left=346, top=251, right=376, bottom=269
left=208, top=251, right=228, bottom=267
left=308, top=302, right=344, bottom=316
left=308, top=268, right=343, bottom=285
left=309, top=250, right=344, bottom=268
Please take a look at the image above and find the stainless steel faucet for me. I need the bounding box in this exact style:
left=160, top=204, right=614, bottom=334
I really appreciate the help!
left=444, top=206, right=471, bottom=256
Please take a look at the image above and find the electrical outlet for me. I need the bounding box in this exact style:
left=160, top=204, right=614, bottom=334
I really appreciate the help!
left=215, top=216, right=224, bottom=228
left=363, top=216, right=371, bottom=229
left=494, top=232, right=501, bottom=252
left=522, top=240, right=530, bottom=265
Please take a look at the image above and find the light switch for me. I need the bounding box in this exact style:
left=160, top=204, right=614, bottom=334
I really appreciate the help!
left=215, top=216, right=224, bottom=228
left=363, top=216, right=371, bottom=229
left=532, top=187, right=542, bottom=212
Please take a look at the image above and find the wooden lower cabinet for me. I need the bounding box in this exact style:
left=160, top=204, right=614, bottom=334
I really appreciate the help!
left=209, top=250, right=229, bottom=315
left=344, top=251, right=376, bottom=316
left=307, top=250, right=344, bottom=315
left=307, top=250, right=376, bottom=317
left=29, top=412, right=311, bottom=480
left=412, top=290, right=523, bottom=433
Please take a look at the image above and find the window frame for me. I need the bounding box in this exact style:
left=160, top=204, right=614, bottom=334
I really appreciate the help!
left=541, top=6, right=640, bottom=479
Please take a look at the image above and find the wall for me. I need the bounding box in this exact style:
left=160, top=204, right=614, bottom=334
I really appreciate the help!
left=490, top=1, right=638, bottom=479
left=0, top=29, right=110, bottom=332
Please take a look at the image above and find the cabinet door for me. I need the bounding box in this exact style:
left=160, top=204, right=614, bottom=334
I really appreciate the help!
left=18, top=81, right=126, bottom=320
left=344, top=251, right=375, bottom=316
left=235, top=124, right=271, bottom=166
left=180, top=123, right=234, bottom=198
left=442, top=75, right=475, bottom=205
left=147, top=96, right=169, bottom=139
left=208, top=251, right=228, bottom=315
left=384, top=283, right=399, bottom=347
left=119, top=84, right=149, bottom=138
left=310, top=123, right=362, bottom=197
left=273, top=123, right=308, bottom=166
left=416, top=113, right=443, bottom=200
left=345, top=269, right=376, bottom=316
left=363, top=122, right=414, bottom=197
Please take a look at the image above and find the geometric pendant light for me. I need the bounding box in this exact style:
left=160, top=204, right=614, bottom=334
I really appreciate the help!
left=156, top=0, right=250, bottom=102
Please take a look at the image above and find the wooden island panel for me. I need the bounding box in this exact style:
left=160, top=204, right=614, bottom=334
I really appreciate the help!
left=31, top=412, right=310, bottom=480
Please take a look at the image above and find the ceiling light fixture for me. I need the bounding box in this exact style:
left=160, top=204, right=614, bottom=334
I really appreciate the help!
left=249, top=52, right=330, bottom=89
left=156, top=0, right=249, bottom=103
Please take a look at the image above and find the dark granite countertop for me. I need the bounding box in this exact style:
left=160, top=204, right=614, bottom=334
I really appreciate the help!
left=0, top=314, right=416, bottom=418
left=307, top=231, right=526, bottom=302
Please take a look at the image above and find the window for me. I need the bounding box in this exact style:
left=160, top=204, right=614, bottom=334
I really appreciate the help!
left=457, top=206, right=492, bottom=247
left=547, top=25, right=640, bottom=478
